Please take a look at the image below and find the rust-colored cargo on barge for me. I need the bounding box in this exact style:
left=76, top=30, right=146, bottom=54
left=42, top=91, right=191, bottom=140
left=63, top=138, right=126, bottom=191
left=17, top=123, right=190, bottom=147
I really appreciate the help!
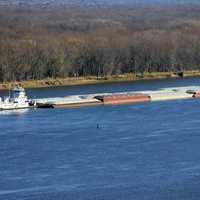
left=95, top=93, right=150, bottom=105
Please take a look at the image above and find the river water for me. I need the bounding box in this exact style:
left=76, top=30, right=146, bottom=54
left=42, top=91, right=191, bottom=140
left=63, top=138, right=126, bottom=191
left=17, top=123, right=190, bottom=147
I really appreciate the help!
left=1, top=78, right=200, bottom=200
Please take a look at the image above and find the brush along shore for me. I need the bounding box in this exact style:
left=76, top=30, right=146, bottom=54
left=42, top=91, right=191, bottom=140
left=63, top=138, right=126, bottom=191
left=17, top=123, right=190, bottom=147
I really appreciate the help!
left=0, top=71, right=200, bottom=90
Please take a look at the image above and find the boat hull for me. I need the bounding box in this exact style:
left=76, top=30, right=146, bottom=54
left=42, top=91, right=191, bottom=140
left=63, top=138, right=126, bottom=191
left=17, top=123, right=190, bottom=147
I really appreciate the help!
left=0, top=103, right=31, bottom=111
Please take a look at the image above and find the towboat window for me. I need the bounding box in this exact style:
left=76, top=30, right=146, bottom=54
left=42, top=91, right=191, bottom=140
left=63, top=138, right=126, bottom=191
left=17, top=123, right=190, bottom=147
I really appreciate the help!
left=10, top=91, right=20, bottom=99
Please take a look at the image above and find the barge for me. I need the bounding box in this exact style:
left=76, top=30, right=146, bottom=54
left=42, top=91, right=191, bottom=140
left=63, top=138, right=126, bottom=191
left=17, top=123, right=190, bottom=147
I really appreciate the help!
left=0, top=85, right=196, bottom=110
left=35, top=94, right=102, bottom=108
left=95, top=93, right=151, bottom=105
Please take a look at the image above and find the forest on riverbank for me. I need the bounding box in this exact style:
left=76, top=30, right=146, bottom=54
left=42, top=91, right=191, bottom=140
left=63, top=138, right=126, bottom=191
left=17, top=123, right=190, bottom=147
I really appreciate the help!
left=1, top=5, right=200, bottom=82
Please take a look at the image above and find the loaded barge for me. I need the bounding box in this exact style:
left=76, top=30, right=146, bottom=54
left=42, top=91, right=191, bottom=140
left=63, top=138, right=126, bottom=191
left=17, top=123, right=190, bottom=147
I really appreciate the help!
left=33, top=86, right=200, bottom=108
left=95, top=93, right=151, bottom=105
left=1, top=86, right=200, bottom=110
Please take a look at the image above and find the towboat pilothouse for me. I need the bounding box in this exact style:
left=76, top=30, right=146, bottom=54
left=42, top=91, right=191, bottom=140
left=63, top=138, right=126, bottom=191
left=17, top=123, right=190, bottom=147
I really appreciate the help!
left=0, top=87, right=33, bottom=110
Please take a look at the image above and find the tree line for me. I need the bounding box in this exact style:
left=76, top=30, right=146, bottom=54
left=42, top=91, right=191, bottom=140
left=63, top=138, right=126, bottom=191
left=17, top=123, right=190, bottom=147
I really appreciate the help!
left=1, top=6, right=200, bottom=82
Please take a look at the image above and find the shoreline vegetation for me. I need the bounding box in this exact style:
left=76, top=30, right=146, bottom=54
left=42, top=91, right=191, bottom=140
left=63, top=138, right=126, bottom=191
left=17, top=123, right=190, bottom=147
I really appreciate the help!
left=0, top=71, right=200, bottom=90
left=1, top=6, right=200, bottom=88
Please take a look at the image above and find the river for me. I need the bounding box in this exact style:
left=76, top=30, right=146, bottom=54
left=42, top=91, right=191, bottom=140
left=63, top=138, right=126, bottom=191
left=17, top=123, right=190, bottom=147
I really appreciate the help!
left=1, top=77, right=200, bottom=200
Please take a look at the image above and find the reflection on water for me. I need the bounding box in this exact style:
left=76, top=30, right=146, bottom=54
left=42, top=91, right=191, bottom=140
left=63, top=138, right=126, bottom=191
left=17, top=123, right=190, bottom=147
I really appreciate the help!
left=0, top=108, right=30, bottom=116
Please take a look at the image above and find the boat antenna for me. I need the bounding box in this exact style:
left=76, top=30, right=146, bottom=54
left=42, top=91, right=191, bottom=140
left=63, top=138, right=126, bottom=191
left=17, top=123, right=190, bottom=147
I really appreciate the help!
left=8, top=83, right=11, bottom=98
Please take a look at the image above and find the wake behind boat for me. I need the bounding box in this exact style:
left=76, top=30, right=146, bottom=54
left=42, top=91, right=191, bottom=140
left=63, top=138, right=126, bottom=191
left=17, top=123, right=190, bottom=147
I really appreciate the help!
left=0, top=87, right=34, bottom=110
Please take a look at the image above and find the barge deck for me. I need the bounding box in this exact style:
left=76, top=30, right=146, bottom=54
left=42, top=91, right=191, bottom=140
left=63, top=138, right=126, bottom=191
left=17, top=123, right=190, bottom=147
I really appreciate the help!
left=33, top=86, right=200, bottom=109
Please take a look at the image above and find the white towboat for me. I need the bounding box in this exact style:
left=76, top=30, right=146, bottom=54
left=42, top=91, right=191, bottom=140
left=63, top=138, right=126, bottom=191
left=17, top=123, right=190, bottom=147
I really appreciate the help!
left=0, top=87, right=33, bottom=110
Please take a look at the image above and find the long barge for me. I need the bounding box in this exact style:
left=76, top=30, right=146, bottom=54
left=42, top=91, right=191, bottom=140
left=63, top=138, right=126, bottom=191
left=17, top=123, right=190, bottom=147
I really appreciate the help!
left=33, top=86, right=200, bottom=109
left=1, top=86, right=199, bottom=110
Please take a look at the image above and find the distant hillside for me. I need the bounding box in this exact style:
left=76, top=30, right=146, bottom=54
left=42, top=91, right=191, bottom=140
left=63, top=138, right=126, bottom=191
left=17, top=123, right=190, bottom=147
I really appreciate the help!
left=1, top=2, right=200, bottom=82
left=1, top=0, right=200, bottom=7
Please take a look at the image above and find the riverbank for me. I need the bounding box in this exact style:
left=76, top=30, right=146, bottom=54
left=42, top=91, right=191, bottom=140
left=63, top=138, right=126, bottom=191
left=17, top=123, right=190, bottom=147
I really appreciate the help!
left=0, top=71, right=200, bottom=90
